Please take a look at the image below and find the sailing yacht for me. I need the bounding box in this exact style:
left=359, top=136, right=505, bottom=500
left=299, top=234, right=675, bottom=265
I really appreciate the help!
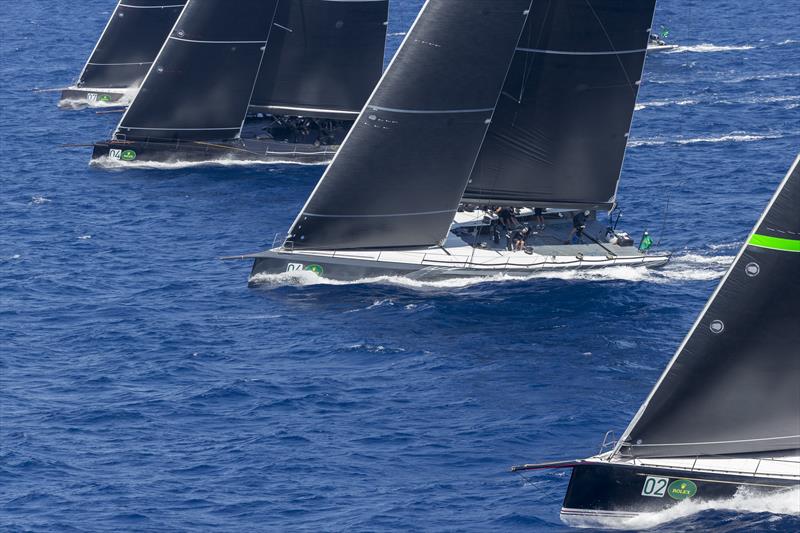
left=512, top=154, right=800, bottom=526
left=60, top=0, right=187, bottom=109
left=91, top=0, right=388, bottom=166
left=236, top=0, right=671, bottom=283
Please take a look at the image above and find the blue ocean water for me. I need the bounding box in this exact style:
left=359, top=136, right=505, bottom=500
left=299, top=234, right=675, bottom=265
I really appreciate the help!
left=2, top=0, right=799, bottom=531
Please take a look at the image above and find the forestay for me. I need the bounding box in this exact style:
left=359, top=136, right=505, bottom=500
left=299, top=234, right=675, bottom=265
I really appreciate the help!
left=464, top=0, right=656, bottom=210
left=617, top=155, right=800, bottom=458
left=250, top=0, right=389, bottom=119
left=78, top=0, right=187, bottom=90
left=116, top=0, right=279, bottom=142
left=287, top=0, right=533, bottom=250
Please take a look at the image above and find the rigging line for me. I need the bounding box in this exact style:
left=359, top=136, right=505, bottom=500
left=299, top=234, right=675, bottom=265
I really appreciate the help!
left=583, top=0, right=638, bottom=97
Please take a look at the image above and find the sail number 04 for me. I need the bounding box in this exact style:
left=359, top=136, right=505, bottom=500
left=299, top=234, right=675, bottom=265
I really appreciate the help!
left=641, top=476, right=669, bottom=498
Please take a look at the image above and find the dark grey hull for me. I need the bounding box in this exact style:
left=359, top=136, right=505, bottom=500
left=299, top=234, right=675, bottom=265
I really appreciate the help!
left=59, top=88, right=127, bottom=109
left=561, top=461, right=797, bottom=526
left=91, top=138, right=337, bottom=167
left=247, top=248, right=671, bottom=285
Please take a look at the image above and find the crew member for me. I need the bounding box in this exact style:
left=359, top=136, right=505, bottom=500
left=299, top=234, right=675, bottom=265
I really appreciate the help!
left=566, top=210, right=590, bottom=244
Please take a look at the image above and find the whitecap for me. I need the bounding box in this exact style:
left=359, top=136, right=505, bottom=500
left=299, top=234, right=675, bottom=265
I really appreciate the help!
left=30, top=195, right=51, bottom=205
left=665, top=43, right=755, bottom=54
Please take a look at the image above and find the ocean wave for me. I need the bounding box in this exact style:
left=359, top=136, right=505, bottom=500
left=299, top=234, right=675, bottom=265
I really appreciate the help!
left=628, top=131, right=792, bottom=147
left=29, top=195, right=51, bottom=205
left=90, top=155, right=328, bottom=170
left=248, top=253, right=731, bottom=289
left=665, top=43, right=755, bottom=54
left=635, top=99, right=698, bottom=111
left=565, top=486, right=800, bottom=530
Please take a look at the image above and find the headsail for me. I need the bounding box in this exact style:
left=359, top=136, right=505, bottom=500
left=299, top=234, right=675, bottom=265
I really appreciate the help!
left=287, top=0, right=533, bottom=250
left=463, top=0, right=656, bottom=209
left=77, top=0, right=187, bottom=90
left=617, top=155, right=800, bottom=458
left=250, top=0, right=389, bottom=119
left=115, top=0, right=280, bottom=142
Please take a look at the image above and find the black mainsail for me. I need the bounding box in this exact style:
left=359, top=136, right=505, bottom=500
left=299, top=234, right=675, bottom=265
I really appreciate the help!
left=287, top=0, right=534, bottom=250
left=114, top=0, right=279, bottom=142
left=77, top=0, right=187, bottom=90
left=617, top=154, right=800, bottom=458
left=463, top=0, right=656, bottom=209
left=249, top=0, right=389, bottom=119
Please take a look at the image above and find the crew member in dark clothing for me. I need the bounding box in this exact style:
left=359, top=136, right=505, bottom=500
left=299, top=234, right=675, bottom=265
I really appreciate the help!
left=534, top=207, right=545, bottom=229
left=566, top=210, right=590, bottom=244
left=495, top=206, right=519, bottom=228
left=512, top=226, right=530, bottom=250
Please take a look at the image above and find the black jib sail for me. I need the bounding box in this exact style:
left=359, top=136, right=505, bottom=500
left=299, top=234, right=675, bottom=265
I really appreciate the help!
left=287, top=0, right=533, bottom=250
left=77, top=0, right=187, bottom=90
left=617, top=154, right=800, bottom=458
left=249, top=0, right=389, bottom=119
left=463, top=0, right=656, bottom=209
left=115, top=0, right=279, bottom=142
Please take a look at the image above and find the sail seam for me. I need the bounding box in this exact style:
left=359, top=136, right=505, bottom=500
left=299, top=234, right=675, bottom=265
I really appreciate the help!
left=169, top=37, right=268, bottom=44
left=368, top=105, right=494, bottom=114
left=516, top=47, right=646, bottom=56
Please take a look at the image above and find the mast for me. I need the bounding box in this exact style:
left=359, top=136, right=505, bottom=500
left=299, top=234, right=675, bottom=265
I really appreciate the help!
left=77, top=0, right=187, bottom=90
left=113, top=0, right=280, bottom=142
left=462, top=0, right=656, bottom=209
left=249, top=0, right=389, bottom=120
left=615, top=154, right=800, bottom=459
left=286, top=0, right=534, bottom=250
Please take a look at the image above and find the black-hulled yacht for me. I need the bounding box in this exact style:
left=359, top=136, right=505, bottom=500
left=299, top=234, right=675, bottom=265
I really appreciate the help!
left=235, top=0, right=670, bottom=283
left=91, top=0, right=388, bottom=166
left=60, top=0, right=187, bottom=109
left=513, top=154, right=800, bottom=527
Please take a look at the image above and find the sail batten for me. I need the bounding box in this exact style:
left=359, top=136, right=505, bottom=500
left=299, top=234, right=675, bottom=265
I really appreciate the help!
left=463, top=0, right=656, bottom=208
left=77, top=0, right=187, bottom=90
left=115, top=0, right=280, bottom=142
left=286, top=0, right=534, bottom=250
left=616, top=155, right=800, bottom=459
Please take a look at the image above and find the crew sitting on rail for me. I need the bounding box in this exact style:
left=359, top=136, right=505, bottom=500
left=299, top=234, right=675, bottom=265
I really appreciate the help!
left=512, top=226, right=531, bottom=251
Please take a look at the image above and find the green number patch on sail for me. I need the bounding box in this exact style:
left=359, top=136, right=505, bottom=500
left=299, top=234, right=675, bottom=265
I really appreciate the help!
left=748, top=234, right=800, bottom=252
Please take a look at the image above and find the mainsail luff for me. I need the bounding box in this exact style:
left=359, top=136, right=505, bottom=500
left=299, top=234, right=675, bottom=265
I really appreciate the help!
left=115, top=0, right=280, bottom=142
left=77, top=0, right=187, bottom=90
left=287, top=0, right=534, bottom=250
left=616, top=154, right=800, bottom=459
left=250, top=0, right=389, bottom=119
left=463, top=0, right=656, bottom=209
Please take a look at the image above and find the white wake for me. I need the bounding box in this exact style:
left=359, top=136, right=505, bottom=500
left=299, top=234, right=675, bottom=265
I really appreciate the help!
left=665, top=43, right=755, bottom=54
left=566, top=486, right=800, bottom=530
left=248, top=253, right=732, bottom=290
left=90, top=155, right=327, bottom=170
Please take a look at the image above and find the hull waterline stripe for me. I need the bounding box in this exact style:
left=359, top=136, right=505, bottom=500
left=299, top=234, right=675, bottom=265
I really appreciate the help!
left=304, top=208, right=456, bottom=218
left=120, top=4, right=185, bottom=8
left=749, top=234, right=800, bottom=252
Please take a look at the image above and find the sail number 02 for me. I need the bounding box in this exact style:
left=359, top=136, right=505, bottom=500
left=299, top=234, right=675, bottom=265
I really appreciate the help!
left=641, top=476, right=669, bottom=497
